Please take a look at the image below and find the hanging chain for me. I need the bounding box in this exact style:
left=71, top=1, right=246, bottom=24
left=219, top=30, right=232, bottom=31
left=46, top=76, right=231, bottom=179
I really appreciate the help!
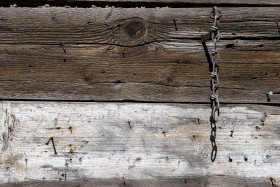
left=209, top=6, right=222, bottom=162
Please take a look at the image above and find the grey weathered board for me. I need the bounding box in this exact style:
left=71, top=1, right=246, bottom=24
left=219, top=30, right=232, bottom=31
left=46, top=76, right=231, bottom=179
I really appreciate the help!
left=0, top=101, right=279, bottom=186
left=0, top=7, right=280, bottom=103
left=2, top=0, right=280, bottom=6
left=0, top=3, right=280, bottom=187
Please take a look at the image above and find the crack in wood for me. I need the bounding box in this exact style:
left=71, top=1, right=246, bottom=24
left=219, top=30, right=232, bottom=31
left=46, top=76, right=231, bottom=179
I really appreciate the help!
left=276, top=22, right=280, bottom=34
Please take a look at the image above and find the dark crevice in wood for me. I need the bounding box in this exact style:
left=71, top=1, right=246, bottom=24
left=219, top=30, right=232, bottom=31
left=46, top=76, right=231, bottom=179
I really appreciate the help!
left=223, top=36, right=280, bottom=41
left=4, top=35, right=280, bottom=47
left=0, top=98, right=279, bottom=106
left=2, top=1, right=280, bottom=8
left=276, top=22, right=280, bottom=35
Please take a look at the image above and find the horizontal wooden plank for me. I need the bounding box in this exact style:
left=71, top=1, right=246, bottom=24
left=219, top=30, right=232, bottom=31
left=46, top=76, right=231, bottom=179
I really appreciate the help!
left=0, top=40, right=279, bottom=103
left=0, top=102, right=279, bottom=186
left=2, top=0, right=280, bottom=6
left=0, top=178, right=275, bottom=187
left=0, top=7, right=279, bottom=102
left=0, top=7, right=280, bottom=45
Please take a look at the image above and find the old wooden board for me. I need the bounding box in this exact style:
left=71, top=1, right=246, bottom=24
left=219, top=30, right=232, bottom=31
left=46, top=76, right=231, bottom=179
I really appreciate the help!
left=0, top=177, right=275, bottom=187
left=0, top=7, right=279, bottom=103
left=0, top=102, right=279, bottom=186
left=1, top=7, right=280, bottom=44
left=2, top=0, right=280, bottom=6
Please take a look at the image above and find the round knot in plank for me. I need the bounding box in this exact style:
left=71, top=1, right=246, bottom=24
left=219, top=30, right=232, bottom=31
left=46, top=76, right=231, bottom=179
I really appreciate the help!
left=124, top=20, right=146, bottom=39
left=115, top=18, right=147, bottom=46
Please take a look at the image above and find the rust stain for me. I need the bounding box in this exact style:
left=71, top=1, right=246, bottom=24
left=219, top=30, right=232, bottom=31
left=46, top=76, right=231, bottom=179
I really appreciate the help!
left=3, top=153, right=24, bottom=170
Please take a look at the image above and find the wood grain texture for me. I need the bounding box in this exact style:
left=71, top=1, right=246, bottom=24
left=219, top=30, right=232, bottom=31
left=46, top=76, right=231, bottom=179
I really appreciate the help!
left=2, top=0, right=280, bottom=6
left=72, top=0, right=280, bottom=4
left=0, top=102, right=279, bottom=186
left=1, top=7, right=280, bottom=44
left=0, top=7, right=280, bottom=103
left=0, top=178, right=275, bottom=187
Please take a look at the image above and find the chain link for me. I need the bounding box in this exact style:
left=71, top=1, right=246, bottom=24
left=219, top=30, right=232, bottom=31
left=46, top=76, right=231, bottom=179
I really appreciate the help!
left=209, top=6, right=221, bottom=162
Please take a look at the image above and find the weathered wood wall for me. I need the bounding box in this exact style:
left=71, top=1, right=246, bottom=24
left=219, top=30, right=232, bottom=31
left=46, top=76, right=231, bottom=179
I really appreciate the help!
left=0, top=102, right=280, bottom=186
left=2, top=0, right=280, bottom=6
left=0, top=7, right=279, bottom=103
left=0, top=0, right=279, bottom=186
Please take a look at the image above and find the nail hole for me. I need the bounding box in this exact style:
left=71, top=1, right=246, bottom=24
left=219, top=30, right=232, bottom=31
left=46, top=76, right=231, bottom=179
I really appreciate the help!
left=267, top=97, right=271, bottom=102
left=225, top=43, right=234, bottom=48
left=230, top=130, right=234, bottom=138
left=68, top=126, right=73, bottom=133
left=229, top=157, right=233, bottom=162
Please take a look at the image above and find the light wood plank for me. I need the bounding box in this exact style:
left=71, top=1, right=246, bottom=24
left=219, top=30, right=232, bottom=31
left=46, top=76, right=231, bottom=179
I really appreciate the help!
left=0, top=102, right=279, bottom=186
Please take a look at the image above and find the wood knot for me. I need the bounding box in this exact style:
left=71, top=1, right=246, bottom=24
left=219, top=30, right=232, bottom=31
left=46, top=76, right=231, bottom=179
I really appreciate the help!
left=124, top=20, right=146, bottom=39
left=115, top=18, right=147, bottom=47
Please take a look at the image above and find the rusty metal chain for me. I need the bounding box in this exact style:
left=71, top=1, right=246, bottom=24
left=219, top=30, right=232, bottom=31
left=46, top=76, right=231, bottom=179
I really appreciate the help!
left=209, top=6, right=222, bottom=162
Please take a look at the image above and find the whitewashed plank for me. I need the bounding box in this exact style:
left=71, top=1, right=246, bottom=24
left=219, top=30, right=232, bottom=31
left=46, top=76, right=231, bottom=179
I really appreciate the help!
left=0, top=102, right=279, bottom=186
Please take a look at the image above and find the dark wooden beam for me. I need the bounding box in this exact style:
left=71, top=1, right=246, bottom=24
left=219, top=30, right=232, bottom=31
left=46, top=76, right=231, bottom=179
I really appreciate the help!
left=0, top=7, right=279, bottom=103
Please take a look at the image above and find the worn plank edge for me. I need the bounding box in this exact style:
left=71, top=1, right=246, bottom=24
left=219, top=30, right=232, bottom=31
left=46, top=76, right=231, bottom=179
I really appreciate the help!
left=2, top=0, right=280, bottom=7
left=0, top=177, right=273, bottom=187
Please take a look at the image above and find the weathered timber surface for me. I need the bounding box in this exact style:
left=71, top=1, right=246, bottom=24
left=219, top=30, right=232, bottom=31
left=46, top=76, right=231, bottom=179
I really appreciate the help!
left=0, top=178, right=275, bottom=187
left=1, top=7, right=280, bottom=44
left=0, top=7, right=280, bottom=103
left=2, top=0, right=280, bottom=6
left=62, top=0, right=280, bottom=4
left=0, top=102, right=279, bottom=186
